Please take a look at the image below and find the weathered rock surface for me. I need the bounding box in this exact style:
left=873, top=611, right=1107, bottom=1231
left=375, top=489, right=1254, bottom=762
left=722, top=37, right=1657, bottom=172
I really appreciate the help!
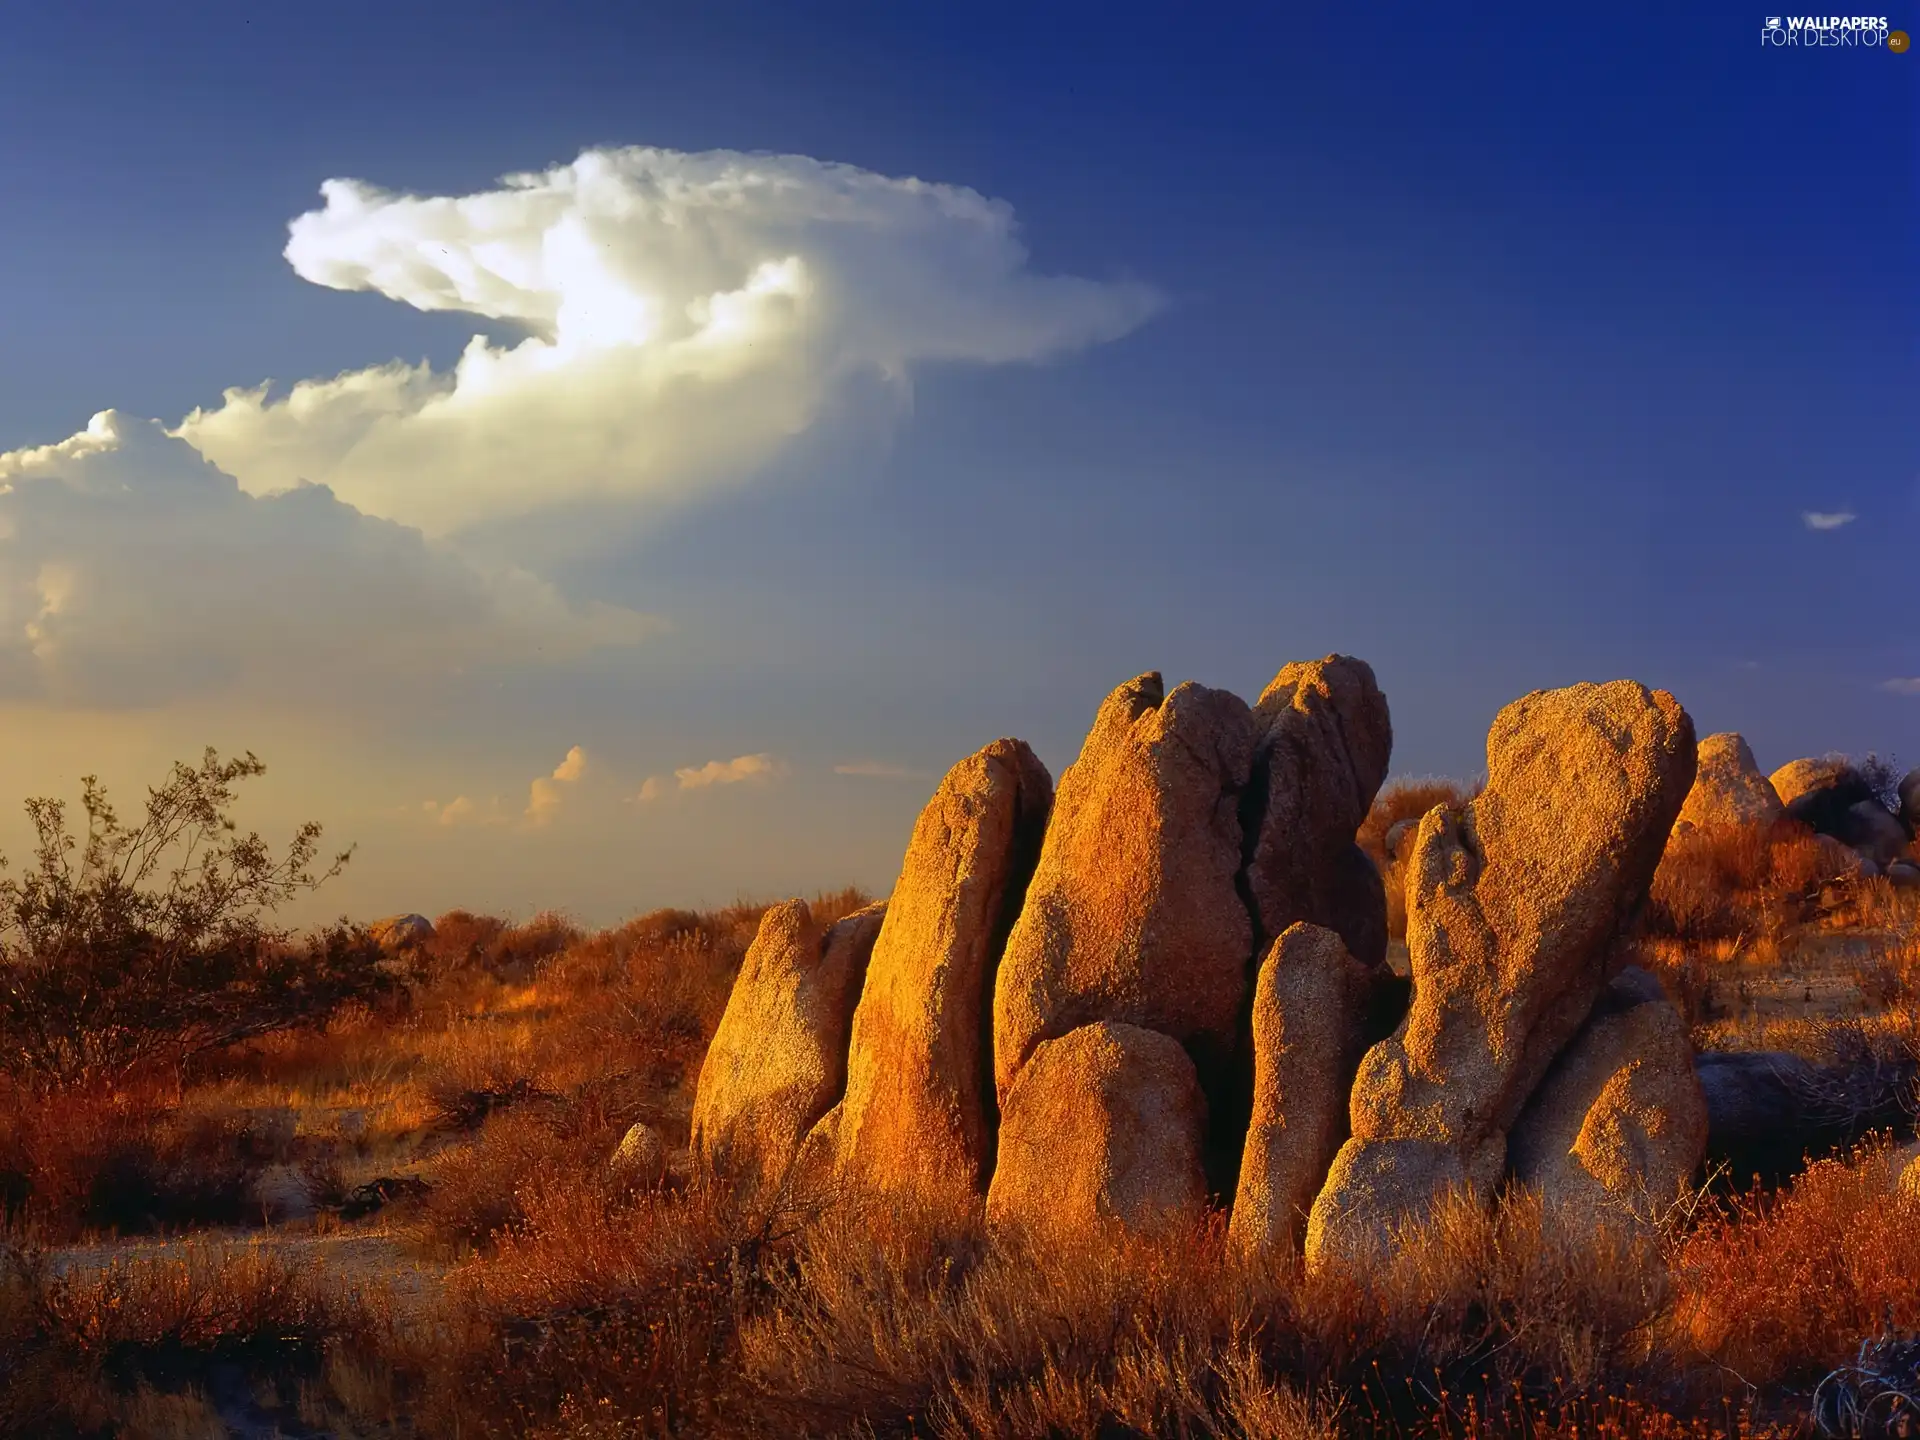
left=1676, top=733, right=1783, bottom=832
left=992, top=674, right=1257, bottom=1102
left=1696, top=1049, right=1822, bottom=1184
left=1902, top=769, right=1920, bottom=834
left=826, top=739, right=1053, bottom=1205
left=1230, top=924, right=1374, bottom=1254
left=1888, top=859, right=1920, bottom=890
left=609, top=1121, right=667, bottom=1190
left=1839, top=799, right=1912, bottom=870
left=1816, top=834, right=1873, bottom=880
left=1244, top=656, right=1395, bottom=969
left=1775, top=757, right=1877, bottom=838
left=1509, top=967, right=1707, bottom=1220
left=1770, top=756, right=1860, bottom=810
left=1306, top=680, right=1695, bottom=1267
left=986, top=1021, right=1208, bottom=1238
left=692, top=898, right=887, bottom=1196
left=370, top=913, right=435, bottom=949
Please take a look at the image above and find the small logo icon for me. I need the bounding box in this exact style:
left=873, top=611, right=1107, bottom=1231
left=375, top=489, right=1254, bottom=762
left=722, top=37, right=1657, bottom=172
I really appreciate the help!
left=1890, top=27, right=1912, bottom=49
left=1766, top=15, right=1783, bottom=26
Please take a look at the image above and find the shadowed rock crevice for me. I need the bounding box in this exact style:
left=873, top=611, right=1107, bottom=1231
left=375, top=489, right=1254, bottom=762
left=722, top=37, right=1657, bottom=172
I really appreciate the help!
left=975, top=762, right=1053, bottom=1188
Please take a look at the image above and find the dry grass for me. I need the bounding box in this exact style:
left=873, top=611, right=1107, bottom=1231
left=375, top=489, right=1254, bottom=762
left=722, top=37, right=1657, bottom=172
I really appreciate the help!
left=3, top=875, right=1916, bottom=1437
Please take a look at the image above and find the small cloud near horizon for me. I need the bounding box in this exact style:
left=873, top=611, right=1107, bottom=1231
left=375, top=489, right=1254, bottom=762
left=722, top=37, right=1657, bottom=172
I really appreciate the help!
left=1801, top=510, right=1857, bottom=531
left=833, top=760, right=926, bottom=779
left=1881, top=678, right=1920, bottom=696
left=525, top=745, right=589, bottom=827
left=636, top=752, right=788, bottom=801
left=424, top=795, right=507, bottom=828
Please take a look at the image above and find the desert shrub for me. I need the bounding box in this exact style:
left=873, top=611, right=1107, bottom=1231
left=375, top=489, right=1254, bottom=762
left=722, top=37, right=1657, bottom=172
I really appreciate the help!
left=416, top=1101, right=631, bottom=1253
left=1670, top=1142, right=1920, bottom=1389
left=0, top=750, right=389, bottom=1086
left=0, top=1242, right=364, bottom=1437
left=1644, top=821, right=1846, bottom=944
left=0, top=1075, right=300, bottom=1240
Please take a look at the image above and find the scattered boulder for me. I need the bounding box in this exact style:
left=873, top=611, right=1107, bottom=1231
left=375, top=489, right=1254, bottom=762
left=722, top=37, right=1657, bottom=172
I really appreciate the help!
left=370, top=913, right=435, bottom=950
left=1774, top=758, right=1878, bottom=838
left=1307, top=680, right=1695, bottom=1267
left=1230, top=924, right=1374, bottom=1255
left=1839, top=800, right=1911, bottom=871
left=986, top=1021, right=1208, bottom=1239
left=827, top=740, right=1053, bottom=1206
left=992, top=674, right=1257, bottom=1104
left=1244, top=656, right=1395, bottom=969
left=1816, top=834, right=1873, bottom=880
left=1692, top=1048, right=1907, bottom=1185
left=1901, top=769, right=1920, bottom=834
left=1888, top=859, right=1920, bottom=890
left=1676, top=733, right=1783, bottom=832
left=1770, top=756, right=1864, bottom=810
left=692, top=898, right=887, bottom=1196
left=609, top=1121, right=667, bottom=1190
left=1508, top=967, right=1707, bottom=1222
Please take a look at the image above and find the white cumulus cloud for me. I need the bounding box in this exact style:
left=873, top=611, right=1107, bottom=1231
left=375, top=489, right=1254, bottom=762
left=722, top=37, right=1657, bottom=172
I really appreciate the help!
left=0, top=413, right=653, bottom=707
left=525, top=744, right=589, bottom=826
left=1802, top=510, right=1857, bottom=531
left=174, top=146, right=1161, bottom=534
left=636, top=751, right=788, bottom=801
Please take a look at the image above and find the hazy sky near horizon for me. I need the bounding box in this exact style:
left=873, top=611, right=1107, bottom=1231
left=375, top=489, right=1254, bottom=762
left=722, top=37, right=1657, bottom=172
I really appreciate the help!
left=0, top=2, right=1914, bottom=925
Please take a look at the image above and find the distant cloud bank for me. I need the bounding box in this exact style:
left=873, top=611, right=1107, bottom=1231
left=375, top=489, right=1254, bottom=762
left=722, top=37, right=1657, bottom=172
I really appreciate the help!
left=0, top=413, right=650, bottom=707
left=1882, top=678, right=1920, bottom=696
left=1801, top=509, right=1857, bottom=531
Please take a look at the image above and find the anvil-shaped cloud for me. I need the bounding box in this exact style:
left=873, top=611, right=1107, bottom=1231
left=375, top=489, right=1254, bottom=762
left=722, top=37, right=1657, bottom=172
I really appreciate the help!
left=176, top=146, right=1162, bottom=534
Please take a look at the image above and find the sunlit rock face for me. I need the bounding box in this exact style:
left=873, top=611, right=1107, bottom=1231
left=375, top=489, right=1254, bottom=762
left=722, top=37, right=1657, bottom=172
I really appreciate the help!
left=1307, top=680, right=1695, bottom=1267
left=821, top=739, right=1052, bottom=1207
left=691, top=897, right=885, bottom=1198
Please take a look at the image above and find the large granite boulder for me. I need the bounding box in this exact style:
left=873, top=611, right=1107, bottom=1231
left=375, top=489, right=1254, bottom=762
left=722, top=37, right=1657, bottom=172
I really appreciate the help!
left=692, top=898, right=886, bottom=1197
left=1695, top=1049, right=1823, bottom=1185
left=1508, top=967, right=1707, bottom=1222
left=992, top=673, right=1257, bottom=1103
left=1837, top=800, right=1911, bottom=870
left=1230, top=924, right=1374, bottom=1254
left=1773, top=757, right=1877, bottom=838
left=825, top=739, right=1053, bottom=1206
left=1244, top=656, right=1394, bottom=969
left=1676, top=733, right=1783, bottom=832
left=986, top=1021, right=1208, bottom=1239
left=1306, top=680, right=1695, bottom=1266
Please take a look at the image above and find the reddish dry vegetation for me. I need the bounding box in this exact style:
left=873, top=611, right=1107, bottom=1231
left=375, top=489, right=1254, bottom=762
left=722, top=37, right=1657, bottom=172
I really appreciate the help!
left=1, top=778, right=1917, bottom=1437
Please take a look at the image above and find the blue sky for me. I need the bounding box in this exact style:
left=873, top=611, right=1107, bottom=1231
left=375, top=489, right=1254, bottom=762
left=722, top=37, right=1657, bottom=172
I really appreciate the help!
left=0, top=2, right=1912, bottom=922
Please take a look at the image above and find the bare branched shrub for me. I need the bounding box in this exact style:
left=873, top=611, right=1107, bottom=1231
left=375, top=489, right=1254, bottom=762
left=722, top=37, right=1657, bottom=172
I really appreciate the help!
left=0, top=750, right=389, bottom=1086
